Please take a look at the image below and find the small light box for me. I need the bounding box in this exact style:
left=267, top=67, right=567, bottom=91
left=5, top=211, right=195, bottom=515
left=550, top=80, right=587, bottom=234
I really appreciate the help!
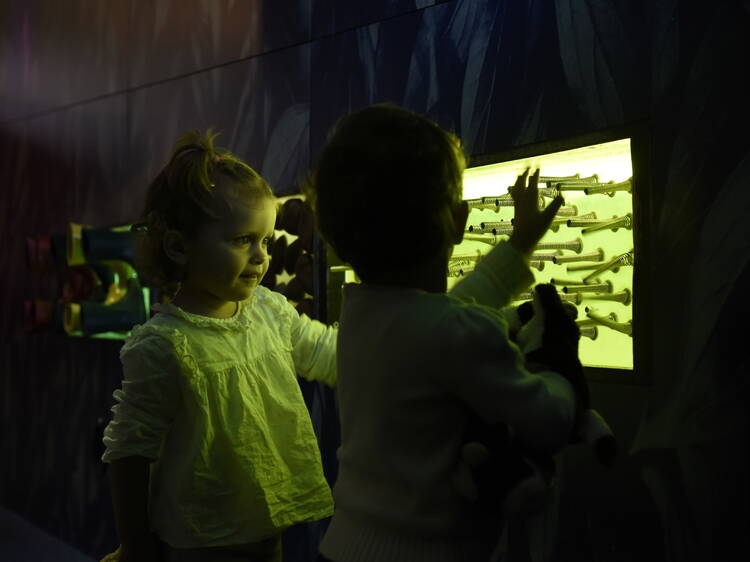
left=456, top=138, right=634, bottom=370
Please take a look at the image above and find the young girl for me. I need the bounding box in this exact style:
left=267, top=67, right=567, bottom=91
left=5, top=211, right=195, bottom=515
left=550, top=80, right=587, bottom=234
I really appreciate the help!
left=305, top=103, right=577, bottom=562
left=100, top=130, right=336, bottom=562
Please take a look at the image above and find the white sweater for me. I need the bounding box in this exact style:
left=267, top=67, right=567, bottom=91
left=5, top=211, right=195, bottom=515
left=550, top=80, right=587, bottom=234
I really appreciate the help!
left=319, top=242, right=577, bottom=562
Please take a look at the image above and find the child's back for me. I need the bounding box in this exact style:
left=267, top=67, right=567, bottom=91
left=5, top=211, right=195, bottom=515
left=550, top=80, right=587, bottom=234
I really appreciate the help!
left=306, top=103, right=574, bottom=562
left=328, top=283, right=574, bottom=560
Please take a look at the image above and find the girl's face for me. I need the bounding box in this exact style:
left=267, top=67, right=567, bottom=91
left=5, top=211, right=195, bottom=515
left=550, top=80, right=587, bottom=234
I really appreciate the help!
left=180, top=184, right=276, bottom=316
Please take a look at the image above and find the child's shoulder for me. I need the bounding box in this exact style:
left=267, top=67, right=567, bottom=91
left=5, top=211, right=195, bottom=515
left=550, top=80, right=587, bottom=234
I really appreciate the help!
left=439, top=294, right=511, bottom=342
left=251, top=284, right=284, bottom=305
left=380, top=289, right=509, bottom=341
left=121, top=312, right=184, bottom=357
left=247, top=285, right=295, bottom=318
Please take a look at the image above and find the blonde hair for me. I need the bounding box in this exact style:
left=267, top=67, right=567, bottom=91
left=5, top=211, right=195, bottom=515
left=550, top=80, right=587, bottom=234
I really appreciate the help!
left=132, top=129, right=273, bottom=298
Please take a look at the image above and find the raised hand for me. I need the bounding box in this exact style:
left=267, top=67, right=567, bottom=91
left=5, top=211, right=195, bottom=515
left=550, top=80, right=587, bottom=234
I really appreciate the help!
left=508, top=168, right=564, bottom=257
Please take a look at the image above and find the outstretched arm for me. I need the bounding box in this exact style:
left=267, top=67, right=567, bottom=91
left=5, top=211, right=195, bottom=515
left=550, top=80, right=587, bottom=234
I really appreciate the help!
left=449, top=169, right=563, bottom=309
left=290, top=309, right=338, bottom=387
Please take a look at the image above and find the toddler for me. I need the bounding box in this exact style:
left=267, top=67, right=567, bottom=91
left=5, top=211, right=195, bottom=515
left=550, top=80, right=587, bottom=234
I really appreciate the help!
left=305, top=103, right=577, bottom=562
left=100, top=130, right=336, bottom=562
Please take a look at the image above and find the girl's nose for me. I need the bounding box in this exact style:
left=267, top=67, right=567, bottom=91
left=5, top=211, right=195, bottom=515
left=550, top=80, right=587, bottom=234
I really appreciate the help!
left=249, top=244, right=268, bottom=263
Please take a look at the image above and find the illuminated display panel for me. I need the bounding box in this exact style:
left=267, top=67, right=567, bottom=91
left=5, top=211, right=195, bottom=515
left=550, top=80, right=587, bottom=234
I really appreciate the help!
left=454, top=138, right=634, bottom=370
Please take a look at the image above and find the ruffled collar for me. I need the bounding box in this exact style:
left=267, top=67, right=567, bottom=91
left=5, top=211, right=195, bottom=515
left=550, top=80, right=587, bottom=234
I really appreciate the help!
left=153, top=297, right=254, bottom=331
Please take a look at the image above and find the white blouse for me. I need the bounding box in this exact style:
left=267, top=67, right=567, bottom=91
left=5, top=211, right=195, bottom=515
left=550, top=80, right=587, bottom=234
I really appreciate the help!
left=102, top=286, right=336, bottom=548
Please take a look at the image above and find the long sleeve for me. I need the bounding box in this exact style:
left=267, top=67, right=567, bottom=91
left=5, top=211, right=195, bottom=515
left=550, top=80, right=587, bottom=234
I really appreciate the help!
left=449, top=241, right=534, bottom=309
left=102, top=334, right=181, bottom=462
left=290, top=311, right=338, bottom=387
left=437, top=304, right=576, bottom=457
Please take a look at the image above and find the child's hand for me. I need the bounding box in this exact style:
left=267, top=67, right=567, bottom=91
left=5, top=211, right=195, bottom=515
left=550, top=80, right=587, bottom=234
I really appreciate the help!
left=508, top=169, right=564, bottom=257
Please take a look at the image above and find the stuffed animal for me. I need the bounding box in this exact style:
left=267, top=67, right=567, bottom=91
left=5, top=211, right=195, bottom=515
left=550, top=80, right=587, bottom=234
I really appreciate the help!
left=459, top=283, right=617, bottom=523
left=513, top=283, right=617, bottom=467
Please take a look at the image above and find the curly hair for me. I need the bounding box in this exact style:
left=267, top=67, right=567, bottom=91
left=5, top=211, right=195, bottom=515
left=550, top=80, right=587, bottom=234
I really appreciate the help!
left=305, top=103, right=466, bottom=281
left=132, top=129, right=273, bottom=298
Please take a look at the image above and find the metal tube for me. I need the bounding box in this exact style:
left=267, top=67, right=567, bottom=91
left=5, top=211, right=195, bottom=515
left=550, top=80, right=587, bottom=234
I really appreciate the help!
left=466, top=198, right=501, bottom=212
left=560, top=292, right=582, bottom=305
left=553, top=248, right=604, bottom=264
left=562, top=280, right=613, bottom=294
left=584, top=178, right=632, bottom=196
left=566, top=215, right=606, bottom=228
left=468, top=194, right=545, bottom=210
left=462, top=233, right=499, bottom=245
left=584, top=288, right=632, bottom=305
left=534, top=237, right=583, bottom=253
left=581, top=213, right=632, bottom=234
left=467, top=224, right=495, bottom=234
left=550, top=277, right=599, bottom=286
left=580, top=326, right=598, bottom=340
left=492, top=225, right=514, bottom=236
left=529, top=251, right=562, bottom=262
left=449, top=258, right=478, bottom=270
left=514, top=290, right=580, bottom=304
left=577, top=313, right=616, bottom=328
left=540, top=174, right=582, bottom=183
left=450, top=250, right=482, bottom=263
left=566, top=261, right=617, bottom=273
left=581, top=250, right=633, bottom=283
left=553, top=174, right=600, bottom=184
left=480, top=221, right=512, bottom=230
left=532, top=212, right=596, bottom=229
left=448, top=263, right=476, bottom=277
left=585, top=306, right=632, bottom=336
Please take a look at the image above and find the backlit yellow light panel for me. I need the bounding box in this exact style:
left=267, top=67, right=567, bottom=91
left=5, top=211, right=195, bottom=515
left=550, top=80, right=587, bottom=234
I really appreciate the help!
left=453, top=139, right=634, bottom=370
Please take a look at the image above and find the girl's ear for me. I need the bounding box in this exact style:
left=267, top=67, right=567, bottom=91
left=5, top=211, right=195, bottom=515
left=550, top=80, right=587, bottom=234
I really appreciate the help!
left=451, top=200, right=469, bottom=245
left=163, top=229, right=189, bottom=265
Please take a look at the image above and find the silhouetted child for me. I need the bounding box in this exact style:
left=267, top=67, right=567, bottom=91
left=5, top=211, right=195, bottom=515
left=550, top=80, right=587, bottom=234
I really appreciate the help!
left=305, top=103, right=576, bottom=562
left=100, top=130, right=336, bottom=562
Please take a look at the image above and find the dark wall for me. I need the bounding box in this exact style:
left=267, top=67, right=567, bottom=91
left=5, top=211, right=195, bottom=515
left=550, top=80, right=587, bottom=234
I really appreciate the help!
left=1, top=1, right=748, bottom=560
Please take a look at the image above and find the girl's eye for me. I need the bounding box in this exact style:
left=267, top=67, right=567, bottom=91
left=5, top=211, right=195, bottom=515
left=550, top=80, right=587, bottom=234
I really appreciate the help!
left=262, top=237, right=271, bottom=246
left=235, top=236, right=251, bottom=245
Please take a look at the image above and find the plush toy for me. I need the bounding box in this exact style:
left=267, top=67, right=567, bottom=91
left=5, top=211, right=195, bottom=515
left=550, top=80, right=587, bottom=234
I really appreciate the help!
left=513, top=283, right=617, bottom=468
left=459, top=283, right=617, bottom=524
